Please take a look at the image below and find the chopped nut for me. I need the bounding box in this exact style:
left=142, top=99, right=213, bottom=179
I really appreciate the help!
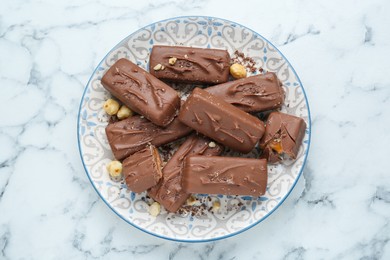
left=208, top=141, right=216, bottom=148
left=153, top=64, right=163, bottom=71
left=106, top=160, right=123, bottom=182
left=117, top=105, right=133, bottom=120
left=168, top=57, right=177, bottom=65
left=161, top=65, right=165, bottom=70
left=213, top=201, right=221, bottom=211
left=230, top=63, right=247, bottom=79
left=184, top=54, right=188, bottom=59
left=149, top=202, right=161, bottom=217
left=103, top=99, right=120, bottom=115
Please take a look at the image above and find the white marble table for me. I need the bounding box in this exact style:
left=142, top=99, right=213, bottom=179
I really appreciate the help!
left=1, top=0, right=389, bottom=259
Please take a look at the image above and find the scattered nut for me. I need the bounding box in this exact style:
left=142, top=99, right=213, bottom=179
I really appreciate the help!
left=117, top=105, right=133, bottom=120
left=184, top=54, right=188, bottom=59
left=230, top=63, right=247, bottom=79
left=153, top=64, right=163, bottom=71
left=149, top=202, right=161, bottom=217
left=186, top=195, right=198, bottom=206
left=161, top=65, right=165, bottom=70
left=106, top=160, right=123, bottom=182
left=103, top=99, right=120, bottom=115
left=168, top=57, right=177, bottom=65
left=213, top=201, right=221, bottom=211
left=208, top=141, right=216, bottom=148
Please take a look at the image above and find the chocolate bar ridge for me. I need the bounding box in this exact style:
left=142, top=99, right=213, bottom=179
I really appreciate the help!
left=259, top=112, right=306, bottom=163
left=182, top=156, right=268, bottom=196
left=148, top=135, right=223, bottom=212
left=101, top=58, right=180, bottom=126
left=149, top=45, right=230, bottom=84
left=105, top=115, right=192, bottom=160
left=178, top=88, right=265, bottom=153
left=205, top=72, right=285, bottom=112
left=123, top=145, right=162, bottom=193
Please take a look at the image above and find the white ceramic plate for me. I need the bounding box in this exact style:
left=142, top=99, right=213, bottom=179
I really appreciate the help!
left=77, top=16, right=311, bottom=242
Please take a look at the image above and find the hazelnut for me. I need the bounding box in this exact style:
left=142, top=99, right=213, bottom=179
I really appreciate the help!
left=168, top=57, right=177, bottom=65
left=149, top=202, right=161, bottom=217
left=153, top=64, right=163, bottom=71
left=208, top=141, right=216, bottom=148
left=186, top=195, right=198, bottom=206
left=106, top=160, right=123, bottom=182
left=117, top=105, right=133, bottom=120
left=103, top=99, right=120, bottom=115
left=213, top=201, right=221, bottom=211
left=230, top=63, right=247, bottom=79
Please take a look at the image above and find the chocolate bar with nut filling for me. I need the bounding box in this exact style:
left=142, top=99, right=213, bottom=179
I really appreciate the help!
left=105, top=115, right=193, bottom=161
left=182, top=156, right=268, bottom=196
left=149, top=45, right=230, bottom=85
left=101, top=58, right=180, bottom=127
left=148, top=135, right=223, bottom=212
left=259, top=112, right=307, bottom=163
left=123, top=145, right=163, bottom=193
left=178, top=88, right=265, bottom=153
left=205, top=72, right=285, bottom=113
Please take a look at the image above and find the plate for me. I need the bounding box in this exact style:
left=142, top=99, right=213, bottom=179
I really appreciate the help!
left=77, top=16, right=311, bottom=242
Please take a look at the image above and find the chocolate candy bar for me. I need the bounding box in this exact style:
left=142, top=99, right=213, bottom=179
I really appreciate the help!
left=259, top=112, right=306, bottom=163
left=101, top=58, right=180, bottom=127
left=205, top=72, right=285, bottom=113
left=149, top=45, right=230, bottom=84
left=123, top=145, right=162, bottom=193
left=148, top=135, right=223, bottom=212
left=182, top=156, right=268, bottom=196
left=105, top=115, right=192, bottom=160
left=178, top=88, right=265, bottom=153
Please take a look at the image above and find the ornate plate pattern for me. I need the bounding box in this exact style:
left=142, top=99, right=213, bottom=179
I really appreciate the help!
left=77, top=16, right=311, bottom=242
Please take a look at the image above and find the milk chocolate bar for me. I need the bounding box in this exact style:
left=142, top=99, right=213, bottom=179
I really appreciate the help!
left=101, top=58, right=180, bottom=127
left=149, top=45, right=230, bottom=84
left=123, top=145, right=162, bottom=193
left=182, top=156, right=268, bottom=196
left=205, top=72, right=285, bottom=112
left=105, top=115, right=192, bottom=160
left=178, top=88, right=265, bottom=153
left=148, top=135, right=223, bottom=212
left=259, top=112, right=306, bottom=163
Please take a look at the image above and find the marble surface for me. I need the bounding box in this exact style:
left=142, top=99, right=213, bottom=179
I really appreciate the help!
left=0, top=0, right=389, bottom=259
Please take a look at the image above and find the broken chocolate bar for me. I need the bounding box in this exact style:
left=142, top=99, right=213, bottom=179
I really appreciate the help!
left=123, top=145, right=163, bottom=193
left=105, top=115, right=192, bottom=160
left=259, top=112, right=307, bottom=163
left=101, top=58, right=180, bottom=127
left=148, top=135, right=223, bottom=212
left=149, top=45, right=230, bottom=84
left=205, top=72, right=285, bottom=112
left=178, top=88, right=265, bottom=153
left=182, top=156, right=268, bottom=196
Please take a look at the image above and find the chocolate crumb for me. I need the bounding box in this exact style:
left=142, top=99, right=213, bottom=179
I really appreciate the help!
left=231, top=50, right=260, bottom=75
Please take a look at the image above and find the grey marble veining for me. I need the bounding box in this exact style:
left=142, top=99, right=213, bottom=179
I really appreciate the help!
left=0, top=0, right=389, bottom=259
